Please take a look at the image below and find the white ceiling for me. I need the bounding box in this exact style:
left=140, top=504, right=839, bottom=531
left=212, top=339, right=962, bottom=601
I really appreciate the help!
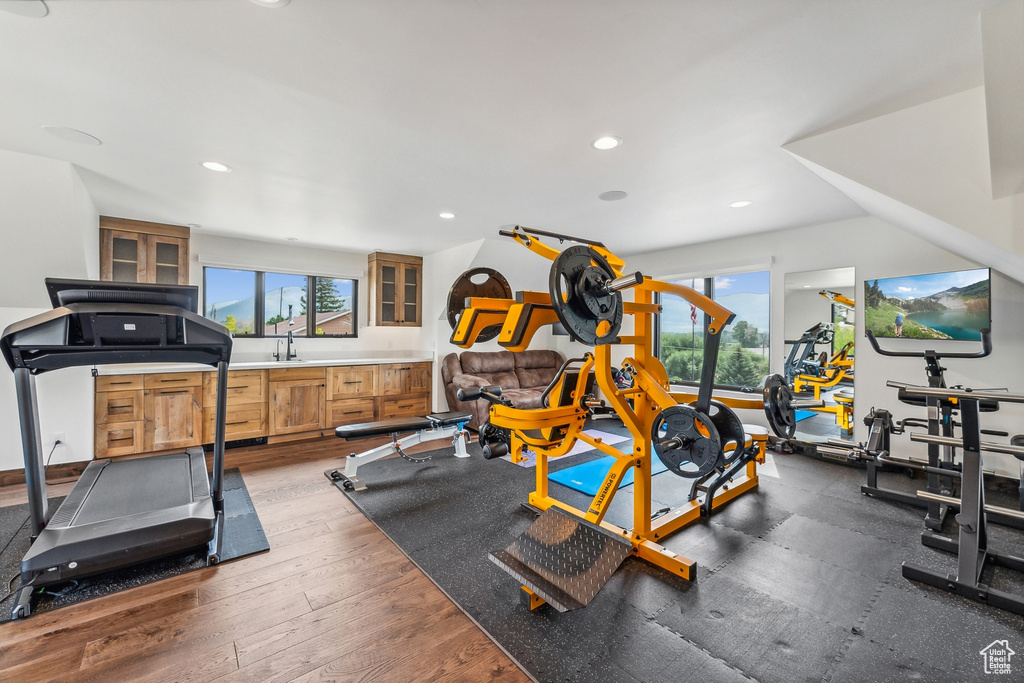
left=0, top=0, right=1000, bottom=256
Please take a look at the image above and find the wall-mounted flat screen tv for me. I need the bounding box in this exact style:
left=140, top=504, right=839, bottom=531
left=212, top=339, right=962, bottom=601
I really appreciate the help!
left=863, top=268, right=990, bottom=340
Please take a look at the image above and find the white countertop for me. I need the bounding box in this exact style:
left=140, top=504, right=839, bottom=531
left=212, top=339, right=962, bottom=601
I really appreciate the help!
left=93, top=355, right=434, bottom=375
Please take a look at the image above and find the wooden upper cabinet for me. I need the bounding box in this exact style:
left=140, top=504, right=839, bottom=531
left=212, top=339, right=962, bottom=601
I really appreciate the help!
left=369, top=252, right=422, bottom=326
left=100, top=216, right=190, bottom=285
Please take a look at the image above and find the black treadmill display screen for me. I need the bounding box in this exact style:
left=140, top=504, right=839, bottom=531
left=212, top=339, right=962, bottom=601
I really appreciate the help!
left=45, top=278, right=199, bottom=313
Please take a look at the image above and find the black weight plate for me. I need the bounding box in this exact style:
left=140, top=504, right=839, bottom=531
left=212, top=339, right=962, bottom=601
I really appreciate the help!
left=652, top=405, right=723, bottom=478
left=699, top=400, right=747, bottom=466
left=447, top=267, right=512, bottom=342
left=548, top=245, right=623, bottom=346
left=763, top=374, right=796, bottom=439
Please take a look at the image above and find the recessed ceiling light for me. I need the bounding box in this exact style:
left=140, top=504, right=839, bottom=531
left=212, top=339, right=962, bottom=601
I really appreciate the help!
left=439, top=212, right=455, bottom=219
left=593, top=136, right=622, bottom=150
left=42, top=126, right=101, bottom=145
left=286, top=237, right=299, bottom=241
left=202, top=161, right=232, bottom=172
left=803, top=285, right=811, bottom=288
left=729, top=200, right=753, bottom=208
left=598, top=190, right=627, bottom=201
left=248, top=0, right=290, bottom=7
left=0, top=1, right=48, bottom=18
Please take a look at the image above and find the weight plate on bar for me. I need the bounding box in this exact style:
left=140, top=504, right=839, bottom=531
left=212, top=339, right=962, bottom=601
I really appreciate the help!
left=763, top=374, right=796, bottom=439
left=548, top=245, right=623, bottom=346
left=697, top=400, right=746, bottom=466
left=447, top=267, right=512, bottom=342
left=652, top=405, right=722, bottom=478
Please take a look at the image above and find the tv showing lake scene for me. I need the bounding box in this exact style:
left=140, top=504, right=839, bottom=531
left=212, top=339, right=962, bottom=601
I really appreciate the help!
left=863, top=268, right=990, bottom=340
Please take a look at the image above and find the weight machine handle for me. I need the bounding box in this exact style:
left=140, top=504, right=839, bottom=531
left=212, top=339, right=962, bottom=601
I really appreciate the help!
left=865, top=329, right=992, bottom=359
left=456, top=385, right=504, bottom=403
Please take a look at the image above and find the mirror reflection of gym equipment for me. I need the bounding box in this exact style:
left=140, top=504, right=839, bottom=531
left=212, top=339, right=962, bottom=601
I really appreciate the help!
left=782, top=267, right=856, bottom=444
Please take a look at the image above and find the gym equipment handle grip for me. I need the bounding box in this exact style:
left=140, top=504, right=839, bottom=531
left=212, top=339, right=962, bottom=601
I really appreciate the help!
left=866, top=329, right=992, bottom=359
left=456, top=385, right=503, bottom=402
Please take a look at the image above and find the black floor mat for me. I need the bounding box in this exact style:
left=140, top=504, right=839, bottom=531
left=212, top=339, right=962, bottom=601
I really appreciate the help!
left=0, top=468, right=268, bottom=621
left=335, top=421, right=1024, bottom=682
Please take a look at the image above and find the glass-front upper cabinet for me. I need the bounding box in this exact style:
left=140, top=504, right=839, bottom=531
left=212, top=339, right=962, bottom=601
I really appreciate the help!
left=368, top=252, right=422, bottom=327
left=100, top=217, right=190, bottom=285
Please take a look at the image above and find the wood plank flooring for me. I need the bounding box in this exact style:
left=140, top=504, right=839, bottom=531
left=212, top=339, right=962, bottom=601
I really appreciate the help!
left=0, top=437, right=531, bottom=682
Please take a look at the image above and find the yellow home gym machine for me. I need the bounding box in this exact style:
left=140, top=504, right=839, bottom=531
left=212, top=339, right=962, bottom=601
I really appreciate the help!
left=451, top=226, right=807, bottom=612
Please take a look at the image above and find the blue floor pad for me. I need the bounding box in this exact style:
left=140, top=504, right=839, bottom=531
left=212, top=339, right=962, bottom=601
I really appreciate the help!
left=549, top=455, right=669, bottom=496
left=794, top=410, right=816, bottom=422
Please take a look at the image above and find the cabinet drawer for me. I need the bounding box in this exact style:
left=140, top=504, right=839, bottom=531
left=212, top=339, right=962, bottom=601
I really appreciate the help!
left=96, top=375, right=144, bottom=393
left=95, top=421, right=144, bottom=457
left=328, top=399, right=376, bottom=427
left=203, top=369, right=267, bottom=407
left=378, top=395, right=429, bottom=420
left=95, top=390, right=144, bottom=424
left=327, top=366, right=377, bottom=400
left=144, top=372, right=203, bottom=389
left=204, top=403, right=268, bottom=443
left=268, top=366, right=326, bottom=382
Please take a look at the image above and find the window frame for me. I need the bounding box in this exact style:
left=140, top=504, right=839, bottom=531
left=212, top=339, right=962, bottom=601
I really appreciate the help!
left=202, top=266, right=359, bottom=339
left=654, top=269, right=771, bottom=393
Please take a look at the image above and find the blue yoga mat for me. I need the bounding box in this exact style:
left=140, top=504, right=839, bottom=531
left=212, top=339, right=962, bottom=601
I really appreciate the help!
left=549, top=455, right=669, bottom=496
left=794, top=410, right=816, bottom=422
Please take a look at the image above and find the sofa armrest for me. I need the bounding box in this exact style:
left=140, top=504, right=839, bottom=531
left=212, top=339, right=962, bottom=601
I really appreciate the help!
left=451, top=374, right=490, bottom=391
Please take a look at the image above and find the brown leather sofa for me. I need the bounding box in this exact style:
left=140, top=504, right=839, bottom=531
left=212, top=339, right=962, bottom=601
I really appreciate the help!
left=441, top=349, right=565, bottom=431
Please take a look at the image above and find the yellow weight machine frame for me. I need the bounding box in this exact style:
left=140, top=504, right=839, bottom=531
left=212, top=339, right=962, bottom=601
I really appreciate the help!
left=455, top=227, right=768, bottom=592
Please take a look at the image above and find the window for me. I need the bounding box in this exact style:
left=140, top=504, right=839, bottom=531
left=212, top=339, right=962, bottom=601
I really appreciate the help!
left=656, top=270, right=770, bottom=391
left=204, top=268, right=257, bottom=336
left=203, top=267, right=358, bottom=338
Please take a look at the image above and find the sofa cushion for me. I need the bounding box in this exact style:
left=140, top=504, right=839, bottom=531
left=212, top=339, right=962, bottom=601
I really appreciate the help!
left=459, top=350, right=520, bottom=390
left=514, top=349, right=563, bottom=389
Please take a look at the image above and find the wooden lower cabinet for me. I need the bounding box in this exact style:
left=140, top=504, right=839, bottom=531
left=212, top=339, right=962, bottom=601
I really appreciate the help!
left=203, top=403, right=268, bottom=443
left=143, top=386, right=203, bottom=451
left=95, top=421, right=145, bottom=458
left=378, top=395, right=430, bottom=420
left=328, top=398, right=376, bottom=427
left=96, top=361, right=431, bottom=456
left=269, top=378, right=327, bottom=435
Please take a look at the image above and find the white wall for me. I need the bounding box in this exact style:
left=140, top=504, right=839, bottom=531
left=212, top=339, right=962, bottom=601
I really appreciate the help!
left=627, top=215, right=1024, bottom=477
left=0, top=151, right=99, bottom=470
left=783, top=285, right=854, bottom=340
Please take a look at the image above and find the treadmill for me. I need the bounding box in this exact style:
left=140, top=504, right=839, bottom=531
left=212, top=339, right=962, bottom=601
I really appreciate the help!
left=1, top=278, right=232, bottom=619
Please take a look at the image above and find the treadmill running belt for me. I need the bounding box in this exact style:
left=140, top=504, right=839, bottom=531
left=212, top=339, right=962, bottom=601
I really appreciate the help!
left=70, top=452, right=205, bottom=525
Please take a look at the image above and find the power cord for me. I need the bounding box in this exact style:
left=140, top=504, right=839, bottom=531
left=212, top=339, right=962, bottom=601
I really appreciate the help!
left=0, top=440, right=62, bottom=606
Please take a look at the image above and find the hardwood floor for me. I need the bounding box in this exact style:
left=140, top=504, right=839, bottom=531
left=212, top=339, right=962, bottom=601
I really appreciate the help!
left=0, top=437, right=531, bottom=682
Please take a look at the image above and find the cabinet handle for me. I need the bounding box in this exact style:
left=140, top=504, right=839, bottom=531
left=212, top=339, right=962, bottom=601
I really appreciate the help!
left=110, top=381, right=132, bottom=386
left=162, top=378, right=188, bottom=382
left=343, top=380, right=361, bottom=384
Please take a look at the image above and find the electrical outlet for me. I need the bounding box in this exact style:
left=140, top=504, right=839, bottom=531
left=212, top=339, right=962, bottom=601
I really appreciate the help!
left=52, top=432, right=65, bottom=445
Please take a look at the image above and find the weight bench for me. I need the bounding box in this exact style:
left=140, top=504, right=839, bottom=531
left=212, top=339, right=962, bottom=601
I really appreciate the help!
left=325, top=411, right=472, bottom=491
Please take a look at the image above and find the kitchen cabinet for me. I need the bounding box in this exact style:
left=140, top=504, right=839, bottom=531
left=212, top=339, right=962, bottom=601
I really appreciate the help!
left=202, top=369, right=268, bottom=443
left=368, top=252, right=422, bottom=326
left=99, top=216, right=190, bottom=285
left=269, top=367, right=327, bottom=435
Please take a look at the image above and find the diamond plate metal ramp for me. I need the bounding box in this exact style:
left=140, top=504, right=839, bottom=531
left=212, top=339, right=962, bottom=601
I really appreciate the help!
left=489, top=506, right=633, bottom=612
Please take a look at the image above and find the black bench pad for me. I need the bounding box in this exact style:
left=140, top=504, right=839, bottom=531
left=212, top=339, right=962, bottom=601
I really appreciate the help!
left=335, top=412, right=472, bottom=440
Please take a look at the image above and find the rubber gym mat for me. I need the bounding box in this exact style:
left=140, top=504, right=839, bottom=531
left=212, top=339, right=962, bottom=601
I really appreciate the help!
left=0, top=468, right=268, bottom=621
left=548, top=453, right=668, bottom=496
left=334, top=419, right=1024, bottom=683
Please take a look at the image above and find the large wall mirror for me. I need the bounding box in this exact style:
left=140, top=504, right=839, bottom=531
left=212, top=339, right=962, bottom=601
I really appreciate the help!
left=783, top=267, right=856, bottom=444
